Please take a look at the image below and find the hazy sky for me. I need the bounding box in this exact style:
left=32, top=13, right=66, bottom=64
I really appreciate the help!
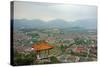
left=14, top=1, right=97, bottom=21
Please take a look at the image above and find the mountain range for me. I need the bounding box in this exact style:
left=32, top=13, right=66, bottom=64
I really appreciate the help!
left=12, top=18, right=97, bottom=29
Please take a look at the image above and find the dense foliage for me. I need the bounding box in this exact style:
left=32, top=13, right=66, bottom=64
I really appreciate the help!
left=14, top=51, right=36, bottom=66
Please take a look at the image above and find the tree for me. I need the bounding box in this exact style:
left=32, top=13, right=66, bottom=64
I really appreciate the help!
left=60, top=45, right=67, bottom=54
left=74, top=38, right=90, bottom=46
left=14, top=51, right=36, bottom=66
left=31, top=33, right=40, bottom=43
left=74, top=38, right=82, bottom=45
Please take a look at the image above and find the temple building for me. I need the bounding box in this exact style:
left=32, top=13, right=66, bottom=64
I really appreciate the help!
left=32, top=41, right=54, bottom=60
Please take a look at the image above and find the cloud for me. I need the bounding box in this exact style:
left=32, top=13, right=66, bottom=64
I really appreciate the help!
left=14, top=1, right=97, bottom=21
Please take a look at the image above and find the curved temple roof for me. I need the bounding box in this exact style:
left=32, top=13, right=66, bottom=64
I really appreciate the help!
left=32, top=42, right=54, bottom=51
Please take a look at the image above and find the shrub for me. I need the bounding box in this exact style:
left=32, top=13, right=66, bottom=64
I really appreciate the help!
left=50, top=56, right=59, bottom=63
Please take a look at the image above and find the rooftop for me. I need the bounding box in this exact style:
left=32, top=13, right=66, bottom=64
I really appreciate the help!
left=32, top=41, right=54, bottom=51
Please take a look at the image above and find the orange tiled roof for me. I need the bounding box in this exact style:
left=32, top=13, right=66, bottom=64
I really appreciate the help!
left=32, top=42, right=54, bottom=51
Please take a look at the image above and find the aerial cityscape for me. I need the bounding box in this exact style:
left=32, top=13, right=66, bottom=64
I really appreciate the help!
left=12, top=1, right=97, bottom=66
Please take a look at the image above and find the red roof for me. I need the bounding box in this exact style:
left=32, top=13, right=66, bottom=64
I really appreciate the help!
left=75, top=47, right=84, bottom=52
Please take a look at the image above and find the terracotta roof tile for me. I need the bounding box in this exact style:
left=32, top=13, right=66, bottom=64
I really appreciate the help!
left=32, top=42, right=54, bottom=51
